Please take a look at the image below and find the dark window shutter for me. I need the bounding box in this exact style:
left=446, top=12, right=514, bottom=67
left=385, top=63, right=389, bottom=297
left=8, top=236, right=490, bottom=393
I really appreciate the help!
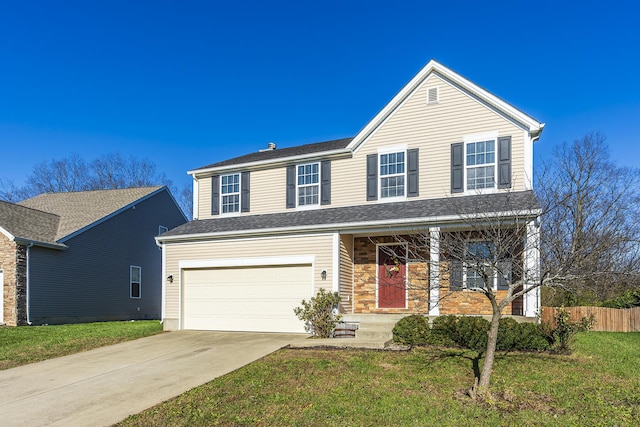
left=241, top=171, right=250, bottom=213
left=498, top=136, right=512, bottom=189
left=211, top=175, right=220, bottom=215
left=366, top=154, right=378, bottom=201
left=451, top=143, right=464, bottom=193
left=497, top=259, right=512, bottom=290
left=450, top=260, right=463, bottom=290
left=286, top=165, right=296, bottom=209
left=407, top=148, right=419, bottom=197
left=320, top=160, right=331, bottom=205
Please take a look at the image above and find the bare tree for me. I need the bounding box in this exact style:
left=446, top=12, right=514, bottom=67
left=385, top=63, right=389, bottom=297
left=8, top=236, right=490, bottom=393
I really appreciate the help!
left=536, top=132, right=640, bottom=305
left=377, top=191, right=542, bottom=399
left=0, top=152, right=193, bottom=219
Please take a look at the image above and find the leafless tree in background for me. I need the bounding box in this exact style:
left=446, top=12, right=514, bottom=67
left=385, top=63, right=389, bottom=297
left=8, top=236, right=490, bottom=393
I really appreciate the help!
left=0, top=152, right=193, bottom=218
left=535, top=132, right=640, bottom=306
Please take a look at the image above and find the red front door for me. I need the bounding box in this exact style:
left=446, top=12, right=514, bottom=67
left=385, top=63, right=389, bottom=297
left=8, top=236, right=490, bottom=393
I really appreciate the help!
left=378, top=244, right=406, bottom=308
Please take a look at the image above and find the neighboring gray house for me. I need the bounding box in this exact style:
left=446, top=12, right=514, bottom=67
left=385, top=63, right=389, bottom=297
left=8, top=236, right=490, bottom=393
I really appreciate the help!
left=0, top=186, right=187, bottom=326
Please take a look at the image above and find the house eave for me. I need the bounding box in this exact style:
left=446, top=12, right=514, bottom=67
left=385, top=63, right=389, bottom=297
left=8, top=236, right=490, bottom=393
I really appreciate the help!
left=157, top=208, right=541, bottom=244
left=14, top=237, right=67, bottom=250
left=188, top=148, right=352, bottom=177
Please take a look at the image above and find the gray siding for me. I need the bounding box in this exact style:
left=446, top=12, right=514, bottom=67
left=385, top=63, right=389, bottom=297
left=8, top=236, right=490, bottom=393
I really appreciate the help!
left=28, top=189, right=186, bottom=325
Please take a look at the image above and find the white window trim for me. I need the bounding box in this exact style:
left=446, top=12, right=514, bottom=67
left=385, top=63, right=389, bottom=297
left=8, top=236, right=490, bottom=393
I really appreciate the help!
left=463, top=132, right=499, bottom=195
left=377, top=145, right=407, bottom=202
left=296, top=162, right=321, bottom=210
left=220, top=172, right=241, bottom=216
left=130, top=265, right=142, bottom=299
left=462, top=240, right=497, bottom=291
left=375, top=242, right=408, bottom=309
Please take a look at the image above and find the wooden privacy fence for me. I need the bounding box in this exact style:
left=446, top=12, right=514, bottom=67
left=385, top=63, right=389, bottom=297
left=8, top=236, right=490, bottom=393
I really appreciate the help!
left=541, top=306, right=640, bottom=332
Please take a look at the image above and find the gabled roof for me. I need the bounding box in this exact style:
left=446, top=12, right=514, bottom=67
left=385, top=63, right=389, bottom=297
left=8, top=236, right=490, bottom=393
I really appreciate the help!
left=188, top=59, right=544, bottom=174
left=190, top=137, right=353, bottom=175
left=347, top=59, right=545, bottom=152
left=159, top=191, right=540, bottom=242
left=16, top=186, right=165, bottom=243
left=0, top=200, right=61, bottom=246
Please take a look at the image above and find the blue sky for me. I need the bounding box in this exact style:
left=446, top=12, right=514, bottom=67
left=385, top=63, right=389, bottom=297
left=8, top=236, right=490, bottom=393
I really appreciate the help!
left=1, top=1, right=639, bottom=193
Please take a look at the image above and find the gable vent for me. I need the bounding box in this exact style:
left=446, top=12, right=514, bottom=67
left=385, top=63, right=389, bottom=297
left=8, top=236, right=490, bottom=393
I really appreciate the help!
left=427, top=87, right=439, bottom=104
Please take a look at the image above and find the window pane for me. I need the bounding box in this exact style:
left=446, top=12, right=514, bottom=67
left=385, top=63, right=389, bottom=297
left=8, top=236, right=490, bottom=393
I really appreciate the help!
left=131, top=267, right=140, bottom=282
left=131, top=282, right=141, bottom=298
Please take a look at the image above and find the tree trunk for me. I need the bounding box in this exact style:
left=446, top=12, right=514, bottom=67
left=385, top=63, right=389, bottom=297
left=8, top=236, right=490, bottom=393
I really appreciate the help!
left=472, top=310, right=502, bottom=399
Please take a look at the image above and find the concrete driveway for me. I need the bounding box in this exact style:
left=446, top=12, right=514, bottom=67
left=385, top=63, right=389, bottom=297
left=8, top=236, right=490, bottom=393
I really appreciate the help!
left=0, top=330, right=304, bottom=427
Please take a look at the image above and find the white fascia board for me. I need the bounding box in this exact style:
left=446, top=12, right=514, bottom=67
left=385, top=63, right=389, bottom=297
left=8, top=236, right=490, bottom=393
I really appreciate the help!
left=347, top=59, right=545, bottom=152
left=179, top=255, right=315, bottom=269
left=188, top=149, right=352, bottom=177
left=14, top=237, right=67, bottom=250
left=0, top=226, right=15, bottom=241
left=158, top=208, right=542, bottom=243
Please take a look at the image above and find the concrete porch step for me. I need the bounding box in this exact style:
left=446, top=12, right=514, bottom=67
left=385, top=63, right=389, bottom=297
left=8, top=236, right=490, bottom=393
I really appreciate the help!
left=289, top=314, right=409, bottom=350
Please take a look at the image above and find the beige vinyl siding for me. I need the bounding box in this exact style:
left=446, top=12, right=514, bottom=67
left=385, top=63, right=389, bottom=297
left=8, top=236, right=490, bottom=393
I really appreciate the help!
left=197, top=176, right=212, bottom=219
left=330, top=74, right=528, bottom=206
left=339, top=234, right=354, bottom=313
left=247, top=168, right=286, bottom=214
left=164, top=233, right=334, bottom=318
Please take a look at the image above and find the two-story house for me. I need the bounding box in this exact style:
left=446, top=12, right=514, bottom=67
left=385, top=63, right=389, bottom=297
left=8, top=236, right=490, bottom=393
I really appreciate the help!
left=157, top=60, right=544, bottom=333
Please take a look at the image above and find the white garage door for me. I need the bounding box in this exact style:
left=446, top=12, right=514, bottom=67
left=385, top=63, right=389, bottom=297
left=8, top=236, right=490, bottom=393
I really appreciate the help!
left=182, top=264, right=312, bottom=333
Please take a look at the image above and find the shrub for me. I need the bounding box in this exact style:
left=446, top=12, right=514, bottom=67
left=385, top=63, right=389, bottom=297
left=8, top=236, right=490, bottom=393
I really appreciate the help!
left=455, top=316, right=490, bottom=350
left=496, top=317, right=519, bottom=351
left=431, top=315, right=550, bottom=352
left=543, top=307, right=595, bottom=354
left=514, top=322, right=550, bottom=351
left=293, top=288, right=342, bottom=338
left=392, top=315, right=430, bottom=346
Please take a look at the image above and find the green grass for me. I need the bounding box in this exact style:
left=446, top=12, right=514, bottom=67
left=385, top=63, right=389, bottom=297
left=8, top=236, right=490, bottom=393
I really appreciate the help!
left=0, top=320, right=163, bottom=370
left=118, top=332, right=640, bottom=426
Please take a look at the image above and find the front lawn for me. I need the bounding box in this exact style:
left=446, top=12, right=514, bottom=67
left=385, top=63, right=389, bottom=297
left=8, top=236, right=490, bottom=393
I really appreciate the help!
left=0, top=320, right=163, bottom=370
left=119, top=332, right=640, bottom=426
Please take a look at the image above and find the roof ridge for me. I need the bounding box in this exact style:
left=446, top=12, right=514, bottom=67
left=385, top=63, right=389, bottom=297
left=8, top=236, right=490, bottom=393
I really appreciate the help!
left=1, top=199, right=61, bottom=218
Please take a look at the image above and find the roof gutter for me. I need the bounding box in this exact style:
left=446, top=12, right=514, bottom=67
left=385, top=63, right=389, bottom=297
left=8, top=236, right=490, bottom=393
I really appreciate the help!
left=14, top=237, right=67, bottom=250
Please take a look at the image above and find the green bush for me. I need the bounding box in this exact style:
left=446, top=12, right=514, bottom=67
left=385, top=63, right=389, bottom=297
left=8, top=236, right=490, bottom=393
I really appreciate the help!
left=392, top=315, right=430, bottom=346
left=496, top=317, right=519, bottom=351
left=293, top=288, right=342, bottom=338
left=455, top=316, right=490, bottom=350
left=543, top=307, right=595, bottom=354
left=429, top=315, right=460, bottom=347
left=514, top=322, right=550, bottom=351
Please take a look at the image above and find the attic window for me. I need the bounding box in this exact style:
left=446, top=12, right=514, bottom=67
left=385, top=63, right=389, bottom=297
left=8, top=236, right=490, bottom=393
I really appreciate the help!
left=427, top=87, right=439, bottom=104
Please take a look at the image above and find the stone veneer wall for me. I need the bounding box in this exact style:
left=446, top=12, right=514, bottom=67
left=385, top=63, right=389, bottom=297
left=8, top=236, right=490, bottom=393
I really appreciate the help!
left=0, top=236, right=28, bottom=326
left=353, top=236, right=513, bottom=315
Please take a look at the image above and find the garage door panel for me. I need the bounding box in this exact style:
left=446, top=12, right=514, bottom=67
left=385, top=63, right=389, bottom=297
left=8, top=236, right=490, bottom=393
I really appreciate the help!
left=183, top=264, right=311, bottom=333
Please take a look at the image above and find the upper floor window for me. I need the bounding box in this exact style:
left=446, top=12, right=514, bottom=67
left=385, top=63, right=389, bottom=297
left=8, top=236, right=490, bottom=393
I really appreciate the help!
left=380, top=151, right=405, bottom=198
left=451, top=136, right=510, bottom=194
left=297, top=163, right=319, bottom=206
left=221, top=173, right=240, bottom=213
left=466, top=140, right=495, bottom=190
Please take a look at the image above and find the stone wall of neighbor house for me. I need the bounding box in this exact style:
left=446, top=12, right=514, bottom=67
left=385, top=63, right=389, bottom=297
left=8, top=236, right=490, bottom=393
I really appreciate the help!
left=0, top=237, right=28, bottom=326
left=352, top=236, right=514, bottom=316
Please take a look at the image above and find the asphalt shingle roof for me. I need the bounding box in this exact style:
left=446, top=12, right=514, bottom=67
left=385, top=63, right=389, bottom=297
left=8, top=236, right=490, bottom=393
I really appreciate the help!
left=193, top=138, right=353, bottom=170
left=162, top=191, right=539, bottom=239
left=0, top=200, right=60, bottom=244
left=17, top=186, right=163, bottom=241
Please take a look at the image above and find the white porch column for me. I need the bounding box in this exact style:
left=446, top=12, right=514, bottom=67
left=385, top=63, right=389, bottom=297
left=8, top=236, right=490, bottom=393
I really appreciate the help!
left=429, top=227, right=440, bottom=316
left=524, top=218, right=541, bottom=317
